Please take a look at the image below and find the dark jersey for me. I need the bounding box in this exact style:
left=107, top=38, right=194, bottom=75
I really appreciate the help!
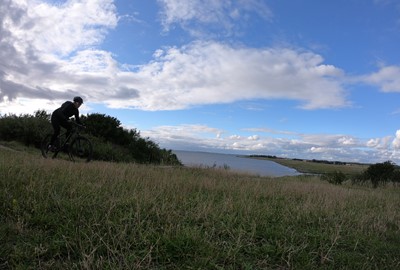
left=53, top=101, right=81, bottom=124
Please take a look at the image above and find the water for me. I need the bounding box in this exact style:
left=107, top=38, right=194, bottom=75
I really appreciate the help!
left=173, top=150, right=301, bottom=177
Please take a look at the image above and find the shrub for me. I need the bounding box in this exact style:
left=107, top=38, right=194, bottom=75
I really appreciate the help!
left=0, top=111, right=182, bottom=165
left=0, top=113, right=51, bottom=148
left=89, top=136, right=134, bottom=162
left=360, top=161, right=397, bottom=188
left=321, top=171, right=346, bottom=185
left=391, top=169, right=400, bottom=184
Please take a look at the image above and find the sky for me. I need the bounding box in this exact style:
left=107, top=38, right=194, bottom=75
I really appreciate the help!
left=1, top=0, right=400, bottom=164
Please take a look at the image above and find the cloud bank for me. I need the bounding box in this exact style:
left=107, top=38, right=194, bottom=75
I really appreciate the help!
left=1, top=0, right=349, bottom=113
left=142, top=125, right=400, bottom=164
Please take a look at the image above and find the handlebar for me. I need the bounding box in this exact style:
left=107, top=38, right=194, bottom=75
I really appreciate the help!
left=69, top=120, right=86, bottom=129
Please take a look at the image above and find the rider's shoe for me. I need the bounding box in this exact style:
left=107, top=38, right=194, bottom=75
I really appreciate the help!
left=48, top=145, right=57, bottom=152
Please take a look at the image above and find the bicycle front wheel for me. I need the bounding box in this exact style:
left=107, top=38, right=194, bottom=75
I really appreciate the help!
left=69, top=136, right=93, bottom=162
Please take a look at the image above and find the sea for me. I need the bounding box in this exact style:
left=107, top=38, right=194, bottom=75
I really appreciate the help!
left=172, top=150, right=301, bottom=177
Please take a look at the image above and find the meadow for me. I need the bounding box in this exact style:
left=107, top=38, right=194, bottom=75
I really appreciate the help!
left=1, top=147, right=399, bottom=269
left=249, top=156, right=369, bottom=175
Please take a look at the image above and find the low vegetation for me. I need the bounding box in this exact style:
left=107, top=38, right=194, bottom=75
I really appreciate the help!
left=250, top=155, right=369, bottom=175
left=251, top=155, right=400, bottom=188
left=1, top=147, right=399, bottom=269
left=0, top=111, right=181, bottom=165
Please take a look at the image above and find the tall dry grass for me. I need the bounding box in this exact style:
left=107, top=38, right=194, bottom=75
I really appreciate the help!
left=1, top=148, right=399, bottom=269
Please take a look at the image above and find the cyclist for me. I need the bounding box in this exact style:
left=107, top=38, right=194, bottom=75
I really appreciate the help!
left=48, top=96, right=84, bottom=151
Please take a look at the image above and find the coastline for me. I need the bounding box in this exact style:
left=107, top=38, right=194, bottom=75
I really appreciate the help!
left=246, top=155, right=369, bottom=175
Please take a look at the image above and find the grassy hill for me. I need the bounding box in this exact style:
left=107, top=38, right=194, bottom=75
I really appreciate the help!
left=1, top=147, right=399, bottom=269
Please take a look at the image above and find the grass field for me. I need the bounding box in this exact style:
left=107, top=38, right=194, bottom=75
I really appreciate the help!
left=1, top=147, right=399, bottom=269
left=250, top=156, right=369, bottom=175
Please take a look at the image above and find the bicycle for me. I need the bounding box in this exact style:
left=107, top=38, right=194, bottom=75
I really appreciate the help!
left=41, top=121, right=93, bottom=162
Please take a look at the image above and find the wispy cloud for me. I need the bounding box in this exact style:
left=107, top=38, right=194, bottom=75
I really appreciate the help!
left=361, top=65, right=400, bottom=92
left=244, top=127, right=298, bottom=136
left=157, top=0, right=273, bottom=36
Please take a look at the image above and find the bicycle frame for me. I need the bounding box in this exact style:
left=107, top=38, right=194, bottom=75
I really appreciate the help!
left=56, top=126, right=76, bottom=149
left=50, top=122, right=85, bottom=159
left=42, top=120, right=92, bottom=162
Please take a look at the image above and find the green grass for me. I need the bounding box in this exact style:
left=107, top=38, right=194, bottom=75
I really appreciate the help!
left=251, top=156, right=369, bottom=175
left=1, top=148, right=399, bottom=269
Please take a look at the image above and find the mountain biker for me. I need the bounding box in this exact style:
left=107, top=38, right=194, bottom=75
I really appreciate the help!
left=48, top=96, right=84, bottom=150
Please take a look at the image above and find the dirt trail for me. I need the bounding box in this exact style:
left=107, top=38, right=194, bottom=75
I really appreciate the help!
left=0, top=144, right=18, bottom=152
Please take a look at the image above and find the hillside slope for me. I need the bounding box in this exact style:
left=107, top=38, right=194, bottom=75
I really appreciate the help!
left=1, top=148, right=399, bottom=269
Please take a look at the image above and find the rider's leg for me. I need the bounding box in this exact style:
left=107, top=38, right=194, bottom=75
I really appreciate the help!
left=50, top=115, right=61, bottom=147
left=61, top=120, right=72, bottom=139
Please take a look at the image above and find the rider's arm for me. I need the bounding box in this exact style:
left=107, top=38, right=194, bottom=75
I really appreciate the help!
left=75, top=110, right=82, bottom=125
left=64, top=102, right=81, bottom=124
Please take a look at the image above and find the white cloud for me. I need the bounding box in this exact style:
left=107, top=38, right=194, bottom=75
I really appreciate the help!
left=142, top=124, right=400, bottom=163
left=362, top=65, right=400, bottom=92
left=299, top=134, right=362, bottom=148
left=121, top=41, right=348, bottom=110
left=0, top=0, right=118, bottom=114
left=392, top=130, right=400, bottom=149
left=366, top=136, right=393, bottom=150
left=1, top=4, right=351, bottom=115
left=310, top=146, right=325, bottom=153
left=0, top=0, right=348, bottom=114
left=7, top=0, right=117, bottom=56
left=245, top=127, right=297, bottom=136
left=367, top=138, right=380, bottom=148
left=157, top=0, right=273, bottom=36
left=248, top=135, right=259, bottom=140
left=338, top=136, right=356, bottom=145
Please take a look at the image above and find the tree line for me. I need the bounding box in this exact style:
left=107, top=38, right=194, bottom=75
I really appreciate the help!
left=251, top=154, right=400, bottom=188
left=321, top=161, right=400, bottom=188
left=0, top=110, right=182, bottom=165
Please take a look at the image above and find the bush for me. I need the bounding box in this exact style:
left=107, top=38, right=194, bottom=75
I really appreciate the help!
left=0, top=111, right=182, bottom=165
left=391, top=170, right=400, bottom=184
left=352, top=161, right=398, bottom=188
left=321, top=171, right=346, bottom=185
left=89, top=136, right=134, bottom=162
left=0, top=113, right=52, bottom=148
left=364, top=161, right=395, bottom=188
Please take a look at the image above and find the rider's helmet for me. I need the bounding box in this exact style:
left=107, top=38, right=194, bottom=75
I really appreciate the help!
left=73, top=96, right=83, bottom=104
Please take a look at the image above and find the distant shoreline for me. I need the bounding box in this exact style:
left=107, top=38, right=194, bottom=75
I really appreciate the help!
left=246, top=155, right=369, bottom=175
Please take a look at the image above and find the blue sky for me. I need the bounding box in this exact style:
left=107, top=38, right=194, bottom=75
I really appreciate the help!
left=1, top=0, right=400, bottom=163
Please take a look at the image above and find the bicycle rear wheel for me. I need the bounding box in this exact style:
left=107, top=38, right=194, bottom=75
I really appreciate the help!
left=41, top=134, right=53, bottom=158
left=69, top=136, right=93, bottom=162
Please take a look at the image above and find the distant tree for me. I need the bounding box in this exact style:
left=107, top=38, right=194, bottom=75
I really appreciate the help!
left=34, top=110, right=51, bottom=121
left=362, top=161, right=395, bottom=188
